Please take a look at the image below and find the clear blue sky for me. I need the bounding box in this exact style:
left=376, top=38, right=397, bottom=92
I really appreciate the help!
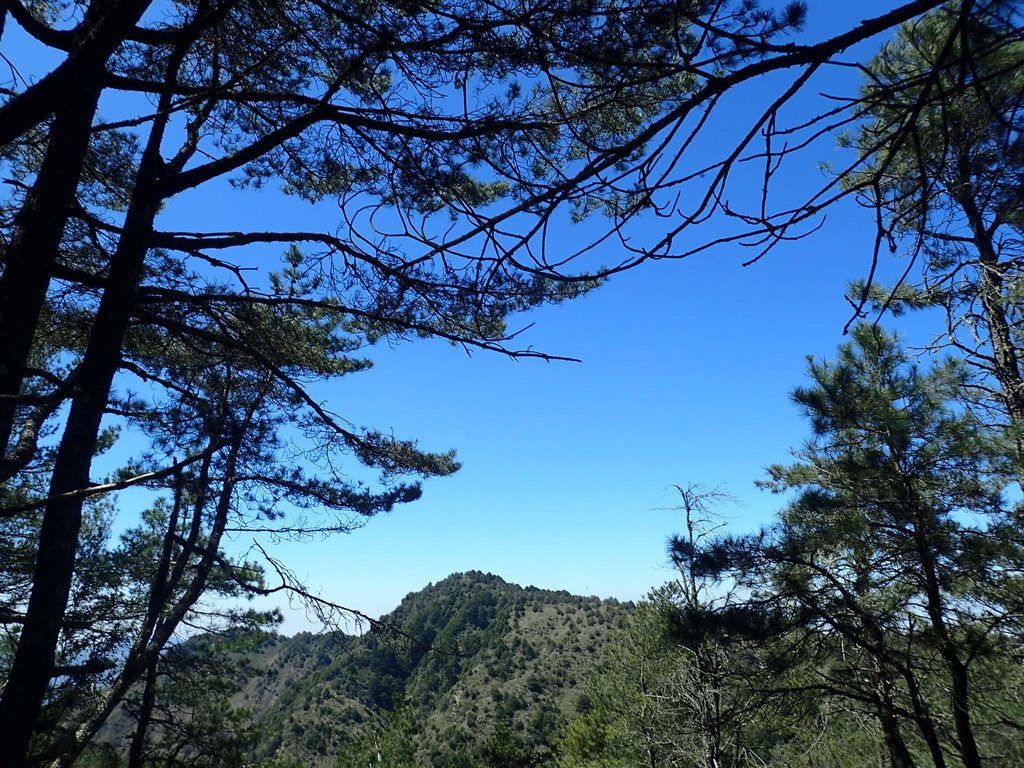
left=256, top=217, right=931, bottom=634
left=213, top=2, right=943, bottom=633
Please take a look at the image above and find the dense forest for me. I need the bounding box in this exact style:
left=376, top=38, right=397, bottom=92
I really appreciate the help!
left=3, top=0, right=1024, bottom=767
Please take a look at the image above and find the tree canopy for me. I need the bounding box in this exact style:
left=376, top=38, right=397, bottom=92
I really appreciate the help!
left=845, top=1, right=1024, bottom=433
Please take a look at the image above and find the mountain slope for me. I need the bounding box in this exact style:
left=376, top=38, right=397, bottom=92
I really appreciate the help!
left=242, top=572, right=632, bottom=766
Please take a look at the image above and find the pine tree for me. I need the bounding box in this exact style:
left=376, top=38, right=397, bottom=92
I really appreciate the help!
left=705, top=326, right=1024, bottom=768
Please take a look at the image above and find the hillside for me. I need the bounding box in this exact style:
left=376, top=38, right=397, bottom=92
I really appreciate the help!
left=235, top=572, right=631, bottom=766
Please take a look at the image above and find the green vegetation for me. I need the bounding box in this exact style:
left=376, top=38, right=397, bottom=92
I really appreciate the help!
left=256, top=573, right=629, bottom=766
left=647, top=328, right=1024, bottom=768
left=87, top=572, right=628, bottom=767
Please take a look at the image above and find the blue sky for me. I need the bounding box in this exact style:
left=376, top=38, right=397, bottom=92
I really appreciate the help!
left=257, top=217, right=927, bottom=633
left=216, top=1, right=947, bottom=634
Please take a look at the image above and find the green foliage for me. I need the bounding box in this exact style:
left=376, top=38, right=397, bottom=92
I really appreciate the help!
left=843, top=2, right=1024, bottom=432
left=556, top=602, right=681, bottom=768
left=559, top=328, right=1024, bottom=768
left=689, top=327, right=1024, bottom=767
left=847, top=2, right=1024, bottom=232
left=4, top=4, right=1016, bottom=764
left=337, top=703, right=418, bottom=768
left=215, top=573, right=629, bottom=768
left=476, top=724, right=552, bottom=768
left=7, top=0, right=795, bottom=759
left=127, top=638, right=264, bottom=768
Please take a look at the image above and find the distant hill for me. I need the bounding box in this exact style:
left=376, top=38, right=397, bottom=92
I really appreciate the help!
left=238, top=571, right=632, bottom=766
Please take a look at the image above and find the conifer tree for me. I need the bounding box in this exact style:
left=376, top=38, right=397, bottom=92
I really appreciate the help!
left=699, top=326, right=1024, bottom=768
left=845, top=2, right=1024, bottom=438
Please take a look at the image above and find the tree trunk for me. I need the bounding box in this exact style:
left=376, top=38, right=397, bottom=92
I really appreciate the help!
left=0, top=135, right=165, bottom=766
left=52, top=428, right=251, bottom=768
left=0, top=83, right=101, bottom=471
left=0, top=22, right=199, bottom=759
left=871, top=658, right=920, bottom=768
left=127, top=659, right=160, bottom=768
left=0, top=0, right=151, bottom=146
left=956, top=189, right=1024, bottom=488
left=923, top=601, right=981, bottom=768
left=0, top=214, right=158, bottom=767
left=912, top=511, right=981, bottom=768
left=901, top=669, right=948, bottom=768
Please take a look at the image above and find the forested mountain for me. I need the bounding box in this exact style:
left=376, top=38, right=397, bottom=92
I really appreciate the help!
left=110, top=572, right=631, bottom=768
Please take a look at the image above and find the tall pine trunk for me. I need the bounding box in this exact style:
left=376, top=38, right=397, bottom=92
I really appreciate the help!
left=0, top=83, right=101, bottom=471
left=0, top=195, right=160, bottom=767
left=0, top=109, right=169, bottom=766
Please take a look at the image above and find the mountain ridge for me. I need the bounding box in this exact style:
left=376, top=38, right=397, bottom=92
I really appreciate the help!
left=240, top=570, right=633, bottom=766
